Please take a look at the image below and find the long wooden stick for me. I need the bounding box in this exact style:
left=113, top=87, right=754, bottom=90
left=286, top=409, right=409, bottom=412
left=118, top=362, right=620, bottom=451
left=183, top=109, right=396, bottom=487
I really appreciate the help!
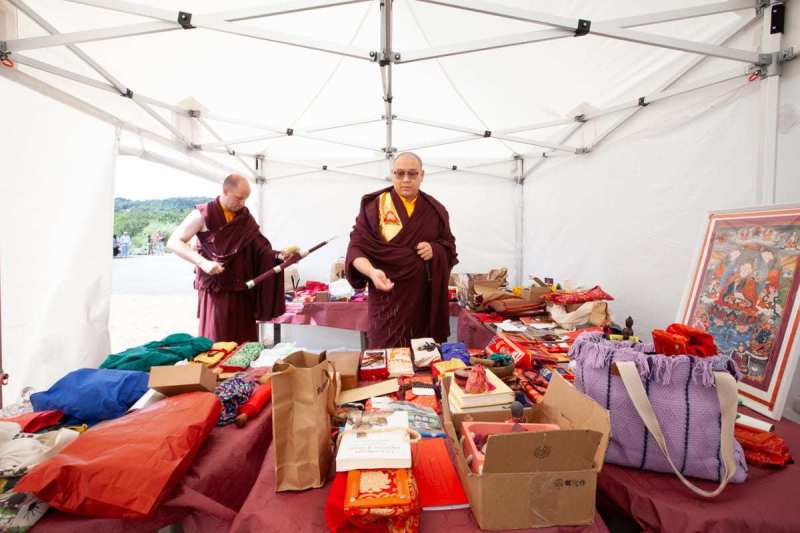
left=244, top=236, right=337, bottom=289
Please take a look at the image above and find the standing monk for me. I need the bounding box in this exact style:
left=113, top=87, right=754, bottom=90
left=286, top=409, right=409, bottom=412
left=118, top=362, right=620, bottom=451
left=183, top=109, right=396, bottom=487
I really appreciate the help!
left=168, top=174, right=293, bottom=343
left=346, top=152, right=458, bottom=348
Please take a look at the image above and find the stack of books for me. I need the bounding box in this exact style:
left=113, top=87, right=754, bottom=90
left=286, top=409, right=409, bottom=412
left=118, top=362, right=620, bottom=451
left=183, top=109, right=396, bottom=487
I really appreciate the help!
left=447, top=369, right=514, bottom=414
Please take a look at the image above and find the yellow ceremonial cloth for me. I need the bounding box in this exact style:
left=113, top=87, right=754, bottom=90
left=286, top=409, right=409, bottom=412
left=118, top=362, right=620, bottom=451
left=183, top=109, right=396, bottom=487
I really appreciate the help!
left=379, top=192, right=403, bottom=242
left=194, top=341, right=238, bottom=366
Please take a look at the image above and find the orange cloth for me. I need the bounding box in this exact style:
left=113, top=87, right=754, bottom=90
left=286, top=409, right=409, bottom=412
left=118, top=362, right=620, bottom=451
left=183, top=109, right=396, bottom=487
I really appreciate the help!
left=399, top=194, right=417, bottom=217
left=219, top=200, right=236, bottom=224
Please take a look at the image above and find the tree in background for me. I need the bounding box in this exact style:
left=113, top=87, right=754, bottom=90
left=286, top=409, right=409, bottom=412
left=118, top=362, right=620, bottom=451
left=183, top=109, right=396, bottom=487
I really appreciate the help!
left=114, top=197, right=211, bottom=255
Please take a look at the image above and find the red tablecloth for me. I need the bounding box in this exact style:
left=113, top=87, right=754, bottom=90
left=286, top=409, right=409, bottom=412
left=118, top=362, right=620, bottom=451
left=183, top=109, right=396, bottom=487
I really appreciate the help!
left=31, top=405, right=274, bottom=533
left=264, top=301, right=463, bottom=332
left=457, top=308, right=496, bottom=349
left=598, top=410, right=800, bottom=533
left=231, top=445, right=610, bottom=533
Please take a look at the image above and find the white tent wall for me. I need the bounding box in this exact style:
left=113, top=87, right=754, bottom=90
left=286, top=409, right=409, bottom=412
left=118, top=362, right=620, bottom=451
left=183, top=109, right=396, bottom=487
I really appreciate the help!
left=0, top=75, right=116, bottom=404
left=522, top=5, right=800, bottom=420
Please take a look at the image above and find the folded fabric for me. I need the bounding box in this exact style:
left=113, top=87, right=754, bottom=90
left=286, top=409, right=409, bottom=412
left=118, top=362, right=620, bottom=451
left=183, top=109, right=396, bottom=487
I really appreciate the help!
left=193, top=341, right=238, bottom=366
left=100, top=333, right=213, bottom=372
left=215, top=374, right=256, bottom=426
left=548, top=301, right=608, bottom=330
left=544, top=286, right=614, bottom=306
left=251, top=342, right=298, bottom=368
left=652, top=323, right=718, bottom=357
left=0, top=410, right=63, bottom=433
left=0, top=490, right=49, bottom=531
left=15, top=392, right=220, bottom=519
left=487, top=298, right=546, bottom=317
left=735, top=424, right=793, bottom=468
left=31, top=369, right=149, bottom=425
left=0, top=424, right=79, bottom=478
left=440, top=342, right=470, bottom=364
left=221, top=342, right=265, bottom=370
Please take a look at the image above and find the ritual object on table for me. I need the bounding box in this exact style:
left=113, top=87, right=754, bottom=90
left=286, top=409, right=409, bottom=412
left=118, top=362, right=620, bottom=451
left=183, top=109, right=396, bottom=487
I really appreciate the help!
left=324, top=470, right=421, bottom=533
left=336, top=410, right=415, bottom=472
left=431, top=358, right=466, bottom=379
left=734, top=424, right=793, bottom=468
left=395, top=375, right=440, bottom=413
left=387, top=348, right=415, bottom=378
left=410, top=338, right=441, bottom=368
left=464, top=365, right=490, bottom=394
left=193, top=341, right=237, bottom=366
left=513, top=368, right=549, bottom=404
left=412, top=438, right=469, bottom=511
left=359, top=349, right=389, bottom=381
left=460, top=420, right=561, bottom=474
left=449, top=368, right=513, bottom=410
left=218, top=342, right=265, bottom=372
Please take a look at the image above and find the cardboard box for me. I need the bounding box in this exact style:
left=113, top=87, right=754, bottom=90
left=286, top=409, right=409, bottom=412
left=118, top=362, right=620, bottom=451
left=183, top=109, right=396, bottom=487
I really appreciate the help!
left=327, top=351, right=360, bottom=390
left=442, top=373, right=609, bottom=530
left=149, top=363, right=217, bottom=396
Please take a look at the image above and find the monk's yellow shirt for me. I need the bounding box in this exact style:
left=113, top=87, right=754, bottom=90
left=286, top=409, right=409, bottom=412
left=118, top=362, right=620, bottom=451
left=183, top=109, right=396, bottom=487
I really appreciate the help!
left=220, top=200, right=236, bottom=224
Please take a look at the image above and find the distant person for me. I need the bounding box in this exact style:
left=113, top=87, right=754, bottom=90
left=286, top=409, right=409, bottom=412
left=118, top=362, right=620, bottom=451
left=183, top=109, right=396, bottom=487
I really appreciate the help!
left=119, top=232, right=132, bottom=257
left=156, top=230, right=166, bottom=255
left=168, top=174, right=297, bottom=343
left=113, top=234, right=120, bottom=257
left=147, top=234, right=153, bottom=256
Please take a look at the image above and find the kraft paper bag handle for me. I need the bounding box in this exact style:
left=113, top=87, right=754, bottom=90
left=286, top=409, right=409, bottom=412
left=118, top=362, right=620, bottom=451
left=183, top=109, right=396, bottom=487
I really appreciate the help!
left=615, top=360, right=739, bottom=498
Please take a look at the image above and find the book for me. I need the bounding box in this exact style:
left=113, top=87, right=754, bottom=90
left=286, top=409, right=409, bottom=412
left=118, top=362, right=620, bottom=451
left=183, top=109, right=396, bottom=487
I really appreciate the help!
left=412, top=438, right=470, bottom=511
left=447, top=389, right=512, bottom=415
left=411, top=338, right=441, bottom=368
left=336, top=410, right=412, bottom=472
left=344, top=468, right=412, bottom=509
left=387, top=348, right=415, bottom=377
left=449, top=368, right=514, bottom=408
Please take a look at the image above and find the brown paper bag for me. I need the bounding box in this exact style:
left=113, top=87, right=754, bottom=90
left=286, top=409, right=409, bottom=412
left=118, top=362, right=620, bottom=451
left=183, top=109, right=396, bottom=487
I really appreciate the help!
left=271, top=351, right=335, bottom=492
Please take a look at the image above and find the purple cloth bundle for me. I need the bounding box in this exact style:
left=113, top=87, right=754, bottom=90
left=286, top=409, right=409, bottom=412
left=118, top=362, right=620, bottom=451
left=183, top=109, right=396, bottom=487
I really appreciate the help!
left=571, top=333, right=747, bottom=483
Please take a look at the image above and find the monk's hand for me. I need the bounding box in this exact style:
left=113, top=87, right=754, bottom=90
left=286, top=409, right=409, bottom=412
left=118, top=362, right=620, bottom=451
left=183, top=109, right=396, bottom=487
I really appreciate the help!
left=416, top=242, right=433, bottom=261
left=370, top=268, right=395, bottom=292
left=200, top=259, right=224, bottom=275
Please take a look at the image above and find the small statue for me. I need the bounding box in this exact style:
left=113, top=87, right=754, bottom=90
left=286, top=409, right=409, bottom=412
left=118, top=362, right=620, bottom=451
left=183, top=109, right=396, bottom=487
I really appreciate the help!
left=465, top=365, right=489, bottom=394
left=622, top=316, right=634, bottom=340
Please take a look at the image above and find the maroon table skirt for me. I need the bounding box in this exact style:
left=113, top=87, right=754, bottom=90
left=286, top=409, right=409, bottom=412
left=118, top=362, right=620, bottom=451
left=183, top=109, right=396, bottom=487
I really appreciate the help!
left=31, top=405, right=274, bottom=533
left=230, top=445, right=610, bottom=533
left=598, top=409, right=800, bottom=533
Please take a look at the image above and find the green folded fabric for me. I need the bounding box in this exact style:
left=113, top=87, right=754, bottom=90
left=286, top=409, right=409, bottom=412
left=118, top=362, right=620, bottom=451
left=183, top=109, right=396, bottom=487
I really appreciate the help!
left=99, top=333, right=214, bottom=372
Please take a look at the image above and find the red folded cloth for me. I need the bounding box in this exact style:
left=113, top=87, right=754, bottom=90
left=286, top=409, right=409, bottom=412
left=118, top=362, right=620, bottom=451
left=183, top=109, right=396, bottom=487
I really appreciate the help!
left=735, top=424, right=793, bottom=468
left=652, top=323, right=718, bottom=357
left=544, top=286, right=614, bottom=306
left=1, top=410, right=63, bottom=433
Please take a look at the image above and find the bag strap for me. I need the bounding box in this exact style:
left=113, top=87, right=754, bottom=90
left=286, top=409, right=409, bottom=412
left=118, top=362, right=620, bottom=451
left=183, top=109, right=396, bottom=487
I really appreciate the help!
left=615, top=360, right=739, bottom=498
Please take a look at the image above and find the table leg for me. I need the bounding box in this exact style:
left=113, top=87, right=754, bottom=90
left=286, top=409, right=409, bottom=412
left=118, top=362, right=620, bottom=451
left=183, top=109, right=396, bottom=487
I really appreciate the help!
left=273, top=323, right=282, bottom=346
left=360, top=331, right=368, bottom=351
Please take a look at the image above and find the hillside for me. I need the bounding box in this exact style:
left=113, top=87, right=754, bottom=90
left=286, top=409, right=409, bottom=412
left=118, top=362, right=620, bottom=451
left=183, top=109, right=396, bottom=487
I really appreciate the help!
left=114, top=197, right=212, bottom=253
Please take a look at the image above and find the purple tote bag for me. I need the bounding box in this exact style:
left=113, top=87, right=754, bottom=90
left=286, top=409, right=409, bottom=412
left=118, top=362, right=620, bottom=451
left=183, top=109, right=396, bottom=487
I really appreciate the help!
left=571, top=333, right=747, bottom=496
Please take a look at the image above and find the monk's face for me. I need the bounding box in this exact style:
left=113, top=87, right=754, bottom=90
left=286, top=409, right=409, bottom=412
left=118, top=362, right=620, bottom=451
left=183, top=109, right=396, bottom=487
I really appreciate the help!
left=220, top=181, right=251, bottom=212
left=391, top=155, right=424, bottom=200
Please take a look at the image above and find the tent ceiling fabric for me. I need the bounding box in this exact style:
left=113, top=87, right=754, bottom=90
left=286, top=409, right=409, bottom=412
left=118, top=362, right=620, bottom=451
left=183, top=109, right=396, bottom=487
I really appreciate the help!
left=0, top=0, right=776, bottom=180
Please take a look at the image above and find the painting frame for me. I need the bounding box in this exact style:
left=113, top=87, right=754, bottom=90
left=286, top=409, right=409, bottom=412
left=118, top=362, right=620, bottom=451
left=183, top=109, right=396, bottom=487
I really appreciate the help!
left=679, top=204, right=800, bottom=420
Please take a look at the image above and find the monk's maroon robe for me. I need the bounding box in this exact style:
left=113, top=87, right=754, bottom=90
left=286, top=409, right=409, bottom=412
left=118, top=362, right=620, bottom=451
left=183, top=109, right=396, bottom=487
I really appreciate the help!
left=346, top=187, right=458, bottom=348
left=194, top=199, right=285, bottom=343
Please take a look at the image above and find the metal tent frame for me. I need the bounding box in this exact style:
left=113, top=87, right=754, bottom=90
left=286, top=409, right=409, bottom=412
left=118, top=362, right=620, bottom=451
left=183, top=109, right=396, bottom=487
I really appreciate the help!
left=0, top=0, right=796, bottom=285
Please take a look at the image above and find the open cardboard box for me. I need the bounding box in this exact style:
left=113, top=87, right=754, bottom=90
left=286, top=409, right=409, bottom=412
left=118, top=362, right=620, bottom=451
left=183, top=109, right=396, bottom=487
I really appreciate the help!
left=442, top=373, right=610, bottom=530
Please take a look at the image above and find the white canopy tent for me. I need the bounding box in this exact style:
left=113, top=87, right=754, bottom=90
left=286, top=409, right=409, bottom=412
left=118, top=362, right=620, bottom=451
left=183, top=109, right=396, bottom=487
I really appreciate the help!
left=0, top=0, right=798, bottom=413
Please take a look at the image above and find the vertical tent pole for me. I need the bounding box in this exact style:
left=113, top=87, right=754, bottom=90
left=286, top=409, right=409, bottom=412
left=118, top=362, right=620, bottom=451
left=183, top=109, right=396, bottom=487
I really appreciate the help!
left=379, top=0, right=394, bottom=159
left=757, top=1, right=784, bottom=205
left=256, top=154, right=266, bottom=227
left=514, top=156, right=525, bottom=287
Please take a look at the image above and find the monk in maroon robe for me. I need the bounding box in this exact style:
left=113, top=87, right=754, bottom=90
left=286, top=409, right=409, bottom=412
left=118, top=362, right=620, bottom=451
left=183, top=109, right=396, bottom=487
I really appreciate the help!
left=168, top=175, right=291, bottom=343
left=346, top=153, right=458, bottom=348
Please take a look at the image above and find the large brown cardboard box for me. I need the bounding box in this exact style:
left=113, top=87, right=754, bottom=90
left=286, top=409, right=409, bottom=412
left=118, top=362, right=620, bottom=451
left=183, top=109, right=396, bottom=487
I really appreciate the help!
left=149, top=363, right=217, bottom=396
left=442, top=373, right=610, bottom=530
left=327, top=351, right=360, bottom=390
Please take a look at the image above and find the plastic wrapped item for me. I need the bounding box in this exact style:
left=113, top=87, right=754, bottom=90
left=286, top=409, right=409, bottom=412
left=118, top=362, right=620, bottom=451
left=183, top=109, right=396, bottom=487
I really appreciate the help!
left=15, top=392, right=221, bottom=518
left=329, top=278, right=355, bottom=300
left=369, top=398, right=445, bottom=438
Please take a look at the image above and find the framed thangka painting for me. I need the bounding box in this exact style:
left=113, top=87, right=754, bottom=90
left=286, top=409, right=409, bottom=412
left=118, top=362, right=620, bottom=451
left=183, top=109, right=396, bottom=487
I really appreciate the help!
left=681, top=205, right=800, bottom=419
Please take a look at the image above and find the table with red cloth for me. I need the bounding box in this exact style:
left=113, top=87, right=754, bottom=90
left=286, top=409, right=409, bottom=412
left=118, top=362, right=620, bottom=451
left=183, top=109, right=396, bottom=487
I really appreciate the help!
left=598, top=409, right=800, bottom=533
left=456, top=308, right=497, bottom=349
left=261, top=301, right=463, bottom=348
left=230, top=444, right=610, bottom=533
left=31, top=405, right=275, bottom=533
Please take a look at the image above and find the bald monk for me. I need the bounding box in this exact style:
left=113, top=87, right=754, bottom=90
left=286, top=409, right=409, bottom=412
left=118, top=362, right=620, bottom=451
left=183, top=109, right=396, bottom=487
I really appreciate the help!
left=346, top=152, right=458, bottom=348
left=168, top=174, right=295, bottom=343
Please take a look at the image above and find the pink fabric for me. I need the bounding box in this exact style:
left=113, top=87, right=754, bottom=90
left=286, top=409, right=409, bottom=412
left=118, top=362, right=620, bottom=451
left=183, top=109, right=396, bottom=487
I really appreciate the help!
left=598, top=409, right=800, bottom=533
left=544, top=286, right=614, bottom=306
left=31, top=405, right=274, bottom=533
left=231, top=444, right=609, bottom=533
left=457, top=308, right=496, bottom=349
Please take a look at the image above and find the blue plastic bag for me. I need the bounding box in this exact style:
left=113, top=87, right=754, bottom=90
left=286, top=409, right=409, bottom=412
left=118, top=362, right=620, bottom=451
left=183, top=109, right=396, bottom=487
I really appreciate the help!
left=31, top=368, right=149, bottom=425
